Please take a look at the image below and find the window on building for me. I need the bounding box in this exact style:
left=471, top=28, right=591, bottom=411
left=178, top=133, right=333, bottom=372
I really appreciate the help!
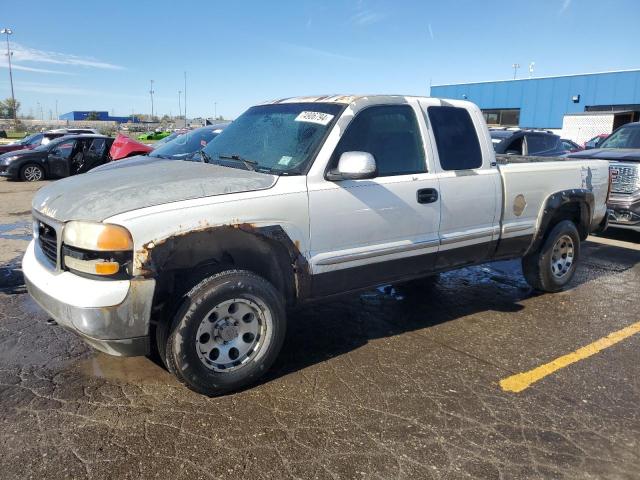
left=482, top=109, right=520, bottom=126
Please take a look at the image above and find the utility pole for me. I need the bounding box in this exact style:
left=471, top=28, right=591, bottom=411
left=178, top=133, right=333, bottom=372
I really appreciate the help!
left=214, top=101, right=217, bottom=120
left=1, top=28, right=17, bottom=124
left=149, top=80, right=155, bottom=122
left=55, top=99, right=58, bottom=119
left=178, top=90, right=182, bottom=120
left=512, top=63, right=520, bottom=80
left=183, top=71, right=187, bottom=128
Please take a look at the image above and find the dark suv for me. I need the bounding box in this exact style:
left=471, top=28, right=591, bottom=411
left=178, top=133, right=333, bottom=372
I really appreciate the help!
left=491, top=129, right=567, bottom=157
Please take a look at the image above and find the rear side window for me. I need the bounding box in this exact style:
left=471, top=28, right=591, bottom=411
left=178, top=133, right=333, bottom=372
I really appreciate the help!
left=526, top=134, right=560, bottom=154
left=427, top=106, right=482, bottom=170
left=331, top=105, right=426, bottom=176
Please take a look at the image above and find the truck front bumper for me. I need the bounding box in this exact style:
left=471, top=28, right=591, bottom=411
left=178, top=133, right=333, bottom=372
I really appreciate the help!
left=23, top=240, right=155, bottom=356
left=607, top=192, right=640, bottom=232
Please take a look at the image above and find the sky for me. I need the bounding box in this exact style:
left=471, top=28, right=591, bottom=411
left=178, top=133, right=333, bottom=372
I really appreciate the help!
left=1, top=0, right=639, bottom=120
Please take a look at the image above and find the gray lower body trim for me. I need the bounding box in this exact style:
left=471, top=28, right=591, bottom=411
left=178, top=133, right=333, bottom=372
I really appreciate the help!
left=316, top=238, right=439, bottom=266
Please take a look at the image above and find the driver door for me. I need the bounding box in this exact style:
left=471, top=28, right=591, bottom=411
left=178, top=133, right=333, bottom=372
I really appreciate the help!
left=307, top=102, right=441, bottom=297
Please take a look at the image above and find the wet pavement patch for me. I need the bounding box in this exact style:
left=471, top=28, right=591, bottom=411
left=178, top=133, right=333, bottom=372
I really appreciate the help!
left=0, top=221, right=32, bottom=242
left=0, top=256, right=24, bottom=293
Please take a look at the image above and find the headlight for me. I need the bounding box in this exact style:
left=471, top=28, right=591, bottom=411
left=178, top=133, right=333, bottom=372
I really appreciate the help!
left=2, top=155, right=19, bottom=163
left=63, top=221, right=133, bottom=251
left=62, top=222, right=133, bottom=277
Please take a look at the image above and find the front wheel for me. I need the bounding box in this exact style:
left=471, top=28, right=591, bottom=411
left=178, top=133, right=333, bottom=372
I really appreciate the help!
left=165, top=270, right=286, bottom=396
left=19, top=163, right=45, bottom=182
left=522, top=220, right=580, bottom=292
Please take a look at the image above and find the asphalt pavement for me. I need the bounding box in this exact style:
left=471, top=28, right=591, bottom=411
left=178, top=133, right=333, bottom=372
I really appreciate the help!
left=1, top=178, right=639, bottom=479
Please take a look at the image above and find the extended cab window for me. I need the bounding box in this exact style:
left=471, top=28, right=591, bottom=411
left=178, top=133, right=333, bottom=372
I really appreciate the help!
left=331, top=105, right=426, bottom=176
left=526, top=134, right=560, bottom=154
left=428, top=106, right=482, bottom=170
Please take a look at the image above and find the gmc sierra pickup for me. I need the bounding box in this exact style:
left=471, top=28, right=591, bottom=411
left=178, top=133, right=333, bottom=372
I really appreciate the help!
left=23, top=95, right=610, bottom=395
left=568, top=121, right=640, bottom=232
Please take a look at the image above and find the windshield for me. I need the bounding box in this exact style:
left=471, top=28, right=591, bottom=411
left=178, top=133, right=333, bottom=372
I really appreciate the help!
left=16, top=133, right=42, bottom=146
left=149, top=127, right=224, bottom=159
left=202, top=103, right=344, bottom=174
left=598, top=125, right=640, bottom=149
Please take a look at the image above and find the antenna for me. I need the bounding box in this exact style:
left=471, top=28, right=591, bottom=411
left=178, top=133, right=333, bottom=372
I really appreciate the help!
left=512, top=63, right=520, bottom=80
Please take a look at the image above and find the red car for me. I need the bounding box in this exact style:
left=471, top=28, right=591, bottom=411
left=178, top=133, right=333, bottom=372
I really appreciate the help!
left=109, top=133, right=153, bottom=160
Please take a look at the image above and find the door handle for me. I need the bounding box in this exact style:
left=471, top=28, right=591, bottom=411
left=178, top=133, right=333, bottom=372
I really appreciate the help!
left=417, top=188, right=438, bottom=204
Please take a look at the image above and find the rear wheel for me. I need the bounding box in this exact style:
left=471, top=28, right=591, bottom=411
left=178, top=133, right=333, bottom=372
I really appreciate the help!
left=522, top=220, right=580, bottom=292
left=165, top=270, right=286, bottom=396
left=20, top=163, right=45, bottom=182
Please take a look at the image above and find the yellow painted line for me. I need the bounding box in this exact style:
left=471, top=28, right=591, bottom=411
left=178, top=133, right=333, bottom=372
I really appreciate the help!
left=500, top=321, right=640, bottom=393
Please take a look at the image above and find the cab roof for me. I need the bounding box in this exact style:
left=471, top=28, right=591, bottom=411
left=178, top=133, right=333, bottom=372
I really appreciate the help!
left=261, top=94, right=435, bottom=105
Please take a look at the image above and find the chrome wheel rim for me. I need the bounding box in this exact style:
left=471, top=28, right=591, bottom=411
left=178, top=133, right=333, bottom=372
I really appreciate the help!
left=195, top=297, right=271, bottom=372
left=550, top=234, right=574, bottom=279
left=24, top=166, right=42, bottom=181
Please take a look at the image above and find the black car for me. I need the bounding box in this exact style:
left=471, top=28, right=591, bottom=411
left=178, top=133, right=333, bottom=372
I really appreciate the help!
left=0, top=134, right=114, bottom=182
left=491, top=129, right=567, bottom=157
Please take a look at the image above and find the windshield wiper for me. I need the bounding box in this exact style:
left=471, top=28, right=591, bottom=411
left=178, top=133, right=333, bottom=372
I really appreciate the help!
left=199, top=150, right=215, bottom=164
left=218, top=153, right=258, bottom=171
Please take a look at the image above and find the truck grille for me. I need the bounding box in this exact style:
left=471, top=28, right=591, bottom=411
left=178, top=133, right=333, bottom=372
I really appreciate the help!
left=37, top=220, right=58, bottom=265
left=610, top=163, right=639, bottom=194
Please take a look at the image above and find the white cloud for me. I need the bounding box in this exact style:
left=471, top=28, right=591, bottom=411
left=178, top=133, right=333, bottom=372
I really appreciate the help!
left=10, top=42, right=124, bottom=71
left=0, top=63, right=72, bottom=75
left=4, top=81, right=161, bottom=101
left=559, top=0, right=571, bottom=13
left=278, top=42, right=363, bottom=62
left=350, top=9, right=385, bottom=26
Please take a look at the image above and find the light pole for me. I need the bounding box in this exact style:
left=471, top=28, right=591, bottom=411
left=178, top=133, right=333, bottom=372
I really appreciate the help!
left=183, top=71, right=187, bottom=128
left=178, top=90, right=182, bottom=120
left=512, top=63, right=520, bottom=80
left=214, top=101, right=217, bottom=120
left=1, top=28, right=17, bottom=124
left=149, top=80, right=155, bottom=122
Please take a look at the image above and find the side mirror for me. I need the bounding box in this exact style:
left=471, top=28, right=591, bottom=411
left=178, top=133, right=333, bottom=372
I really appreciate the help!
left=326, top=151, right=377, bottom=181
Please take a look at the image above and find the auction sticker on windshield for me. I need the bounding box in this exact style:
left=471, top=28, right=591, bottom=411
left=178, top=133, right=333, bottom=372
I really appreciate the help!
left=295, top=111, right=334, bottom=125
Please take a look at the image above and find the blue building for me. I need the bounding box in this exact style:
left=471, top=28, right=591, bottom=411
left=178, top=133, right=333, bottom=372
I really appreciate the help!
left=430, top=69, right=640, bottom=129
left=59, top=111, right=139, bottom=123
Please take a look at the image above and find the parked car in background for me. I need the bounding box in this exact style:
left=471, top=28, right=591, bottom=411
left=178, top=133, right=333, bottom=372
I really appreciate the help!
left=583, top=134, right=609, bottom=149
left=0, top=134, right=114, bottom=181
left=0, top=131, right=67, bottom=154
left=110, top=134, right=154, bottom=160
left=23, top=95, right=610, bottom=395
left=48, top=128, right=101, bottom=135
left=137, top=130, right=172, bottom=141
left=560, top=139, right=583, bottom=153
left=151, top=129, right=189, bottom=149
left=492, top=129, right=567, bottom=157
left=568, top=122, right=640, bottom=232
left=96, top=124, right=228, bottom=171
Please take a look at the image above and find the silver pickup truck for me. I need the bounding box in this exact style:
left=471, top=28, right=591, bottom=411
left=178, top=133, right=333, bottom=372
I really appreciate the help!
left=23, top=95, right=610, bottom=395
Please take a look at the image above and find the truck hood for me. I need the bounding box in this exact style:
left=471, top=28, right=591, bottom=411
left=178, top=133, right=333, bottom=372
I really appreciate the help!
left=32, top=161, right=278, bottom=222
left=568, top=148, right=640, bottom=162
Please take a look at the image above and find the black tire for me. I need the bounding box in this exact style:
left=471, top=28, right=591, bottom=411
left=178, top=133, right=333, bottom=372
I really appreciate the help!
left=522, top=220, right=580, bottom=292
left=19, top=163, right=45, bottom=182
left=165, top=269, right=286, bottom=396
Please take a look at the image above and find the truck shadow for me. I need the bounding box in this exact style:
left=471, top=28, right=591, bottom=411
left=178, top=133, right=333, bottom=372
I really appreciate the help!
left=262, top=240, right=640, bottom=386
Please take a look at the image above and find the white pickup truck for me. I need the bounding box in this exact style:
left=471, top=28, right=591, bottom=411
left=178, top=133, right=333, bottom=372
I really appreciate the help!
left=23, top=95, right=610, bottom=395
